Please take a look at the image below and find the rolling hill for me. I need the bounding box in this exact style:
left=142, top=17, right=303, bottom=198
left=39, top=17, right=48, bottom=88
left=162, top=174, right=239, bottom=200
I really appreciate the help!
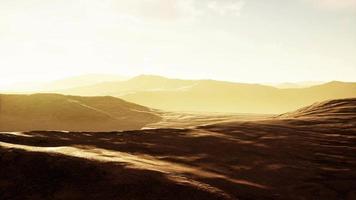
left=57, top=75, right=356, bottom=114
left=1, top=98, right=355, bottom=199
left=0, top=93, right=160, bottom=132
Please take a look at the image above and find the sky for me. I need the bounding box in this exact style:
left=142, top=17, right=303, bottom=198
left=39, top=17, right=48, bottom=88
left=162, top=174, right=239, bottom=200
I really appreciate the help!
left=0, top=0, right=355, bottom=88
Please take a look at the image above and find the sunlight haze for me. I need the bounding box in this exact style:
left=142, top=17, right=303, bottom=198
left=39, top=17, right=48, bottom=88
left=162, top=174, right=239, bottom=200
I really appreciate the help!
left=0, top=0, right=355, bottom=88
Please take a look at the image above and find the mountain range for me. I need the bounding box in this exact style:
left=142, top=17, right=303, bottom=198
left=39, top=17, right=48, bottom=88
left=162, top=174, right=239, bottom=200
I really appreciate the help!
left=53, top=75, right=356, bottom=114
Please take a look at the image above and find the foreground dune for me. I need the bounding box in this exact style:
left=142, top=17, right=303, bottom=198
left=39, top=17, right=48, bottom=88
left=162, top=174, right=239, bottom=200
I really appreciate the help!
left=0, top=98, right=355, bottom=199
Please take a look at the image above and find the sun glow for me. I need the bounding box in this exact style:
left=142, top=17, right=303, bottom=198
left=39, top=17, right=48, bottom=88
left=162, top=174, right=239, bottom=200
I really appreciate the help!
left=0, top=0, right=355, bottom=89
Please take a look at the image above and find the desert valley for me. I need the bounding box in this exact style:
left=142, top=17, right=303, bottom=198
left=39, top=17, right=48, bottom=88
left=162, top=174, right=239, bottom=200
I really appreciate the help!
left=1, top=0, right=356, bottom=199
left=1, top=76, right=356, bottom=200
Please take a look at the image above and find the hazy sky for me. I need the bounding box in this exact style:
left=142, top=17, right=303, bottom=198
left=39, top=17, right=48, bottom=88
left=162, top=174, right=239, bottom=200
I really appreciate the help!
left=0, top=0, right=355, bottom=87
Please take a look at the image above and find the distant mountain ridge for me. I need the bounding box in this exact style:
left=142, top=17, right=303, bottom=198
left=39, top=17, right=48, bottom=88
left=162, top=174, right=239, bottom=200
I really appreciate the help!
left=55, top=75, right=356, bottom=114
left=265, top=81, right=325, bottom=89
left=1, top=74, right=127, bottom=92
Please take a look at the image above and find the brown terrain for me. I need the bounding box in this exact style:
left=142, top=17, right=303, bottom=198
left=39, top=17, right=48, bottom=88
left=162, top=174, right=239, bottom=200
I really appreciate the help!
left=0, top=98, right=355, bottom=199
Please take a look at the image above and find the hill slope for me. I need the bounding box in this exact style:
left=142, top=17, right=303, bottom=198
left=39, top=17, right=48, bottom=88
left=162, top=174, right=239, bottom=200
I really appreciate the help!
left=0, top=94, right=160, bottom=131
left=59, top=75, right=356, bottom=114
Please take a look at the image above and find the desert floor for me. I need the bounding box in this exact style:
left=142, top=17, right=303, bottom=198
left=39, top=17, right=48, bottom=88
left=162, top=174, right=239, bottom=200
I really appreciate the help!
left=0, top=99, right=355, bottom=200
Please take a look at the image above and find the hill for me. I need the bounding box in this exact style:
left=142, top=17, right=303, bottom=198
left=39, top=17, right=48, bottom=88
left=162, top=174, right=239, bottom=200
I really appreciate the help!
left=0, top=93, right=160, bottom=132
left=58, top=75, right=356, bottom=114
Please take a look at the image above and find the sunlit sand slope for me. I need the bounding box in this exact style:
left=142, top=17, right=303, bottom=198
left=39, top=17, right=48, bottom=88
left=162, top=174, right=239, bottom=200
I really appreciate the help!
left=0, top=98, right=355, bottom=199
left=0, top=94, right=161, bottom=132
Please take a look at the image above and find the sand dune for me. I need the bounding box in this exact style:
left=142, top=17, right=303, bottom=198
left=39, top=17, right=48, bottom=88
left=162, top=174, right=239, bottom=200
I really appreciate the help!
left=0, top=98, right=355, bottom=199
left=0, top=93, right=160, bottom=132
left=57, top=75, right=356, bottom=114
